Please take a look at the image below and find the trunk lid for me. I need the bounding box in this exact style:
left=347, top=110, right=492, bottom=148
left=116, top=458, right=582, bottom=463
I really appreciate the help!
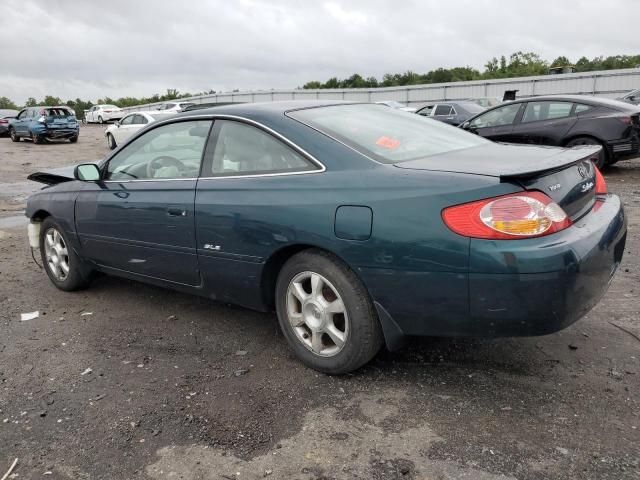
left=395, top=143, right=601, bottom=220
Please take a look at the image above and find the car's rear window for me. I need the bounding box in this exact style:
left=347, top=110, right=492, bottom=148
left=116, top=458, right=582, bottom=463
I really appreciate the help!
left=102, top=105, right=118, bottom=109
left=44, top=108, right=73, bottom=117
left=288, top=104, right=488, bottom=164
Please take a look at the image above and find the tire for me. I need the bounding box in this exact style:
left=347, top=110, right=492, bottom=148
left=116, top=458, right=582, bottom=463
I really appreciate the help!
left=275, top=249, right=383, bottom=374
left=9, top=127, right=20, bottom=142
left=98, top=116, right=104, bottom=124
left=39, top=217, right=93, bottom=291
left=565, top=136, right=606, bottom=169
left=106, top=133, right=116, bottom=150
left=31, top=132, right=44, bottom=144
left=69, top=135, right=78, bottom=143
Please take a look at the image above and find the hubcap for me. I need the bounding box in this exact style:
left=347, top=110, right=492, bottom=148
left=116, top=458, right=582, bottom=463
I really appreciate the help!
left=44, top=228, right=70, bottom=281
left=286, top=271, right=348, bottom=357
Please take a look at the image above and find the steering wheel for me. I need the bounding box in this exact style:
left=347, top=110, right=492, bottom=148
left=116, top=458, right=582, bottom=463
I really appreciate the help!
left=146, top=156, right=185, bottom=178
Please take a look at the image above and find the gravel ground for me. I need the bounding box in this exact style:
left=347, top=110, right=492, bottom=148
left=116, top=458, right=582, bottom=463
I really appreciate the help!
left=0, top=125, right=638, bottom=479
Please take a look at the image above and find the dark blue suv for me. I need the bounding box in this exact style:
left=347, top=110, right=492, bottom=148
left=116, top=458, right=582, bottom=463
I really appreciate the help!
left=9, top=106, right=79, bottom=143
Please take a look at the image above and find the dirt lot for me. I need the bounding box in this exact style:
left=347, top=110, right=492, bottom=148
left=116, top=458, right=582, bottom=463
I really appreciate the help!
left=0, top=125, right=638, bottom=479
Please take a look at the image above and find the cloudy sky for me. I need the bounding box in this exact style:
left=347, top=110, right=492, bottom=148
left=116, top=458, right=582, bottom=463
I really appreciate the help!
left=0, top=0, right=636, bottom=104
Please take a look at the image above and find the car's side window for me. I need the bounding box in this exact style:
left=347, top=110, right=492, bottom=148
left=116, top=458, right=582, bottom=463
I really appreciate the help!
left=521, top=102, right=573, bottom=123
left=434, top=105, right=452, bottom=116
left=17, top=110, right=27, bottom=120
left=207, top=120, right=317, bottom=177
left=574, top=103, right=591, bottom=114
left=134, top=114, right=148, bottom=125
left=470, top=103, right=521, bottom=128
left=105, top=120, right=212, bottom=181
left=121, top=115, right=135, bottom=126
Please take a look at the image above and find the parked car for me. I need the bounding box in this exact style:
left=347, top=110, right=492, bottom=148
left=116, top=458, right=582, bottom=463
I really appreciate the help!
left=375, top=101, right=416, bottom=112
left=460, top=95, right=640, bottom=168
left=157, top=101, right=196, bottom=112
left=25, top=101, right=626, bottom=374
left=468, top=97, right=502, bottom=108
left=85, top=104, right=123, bottom=124
left=0, top=109, right=19, bottom=136
left=8, top=106, right=79, bottom=143
left=618, top=88, right=640, bottom=105
left=416, top=101, right=486, bottom=125
left=104, top=111, right=176, bottom=149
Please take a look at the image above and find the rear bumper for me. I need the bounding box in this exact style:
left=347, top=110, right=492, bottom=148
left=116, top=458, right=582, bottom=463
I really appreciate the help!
left=30, top=125, right=79, bottom=138
left=363, top=195, right=626, bottom=340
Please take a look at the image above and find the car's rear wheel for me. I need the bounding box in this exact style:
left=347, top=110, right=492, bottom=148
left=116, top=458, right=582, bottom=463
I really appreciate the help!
left=275, top=249, right=383, bottom=374
left=40, top=218, right=93, bottom=291
left=9, top=127, right=20, bottom=142
left=107, top=133, right=117, bottom=150
left=565, top=137, right=606, bottom=169
left=98, top=116, right=104, bottom=124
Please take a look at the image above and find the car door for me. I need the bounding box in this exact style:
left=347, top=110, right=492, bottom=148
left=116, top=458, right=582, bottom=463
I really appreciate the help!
left=194, top=119, right=322, bottom=309
left=509, top=101, right=577, bottom=145
left=75, top=119, right=213, bottom=285
left=13, top=109, right=28, bottom=134
left=466, top=102, right=524, bottom=142
left=87, top=106, right=96, bottom=123
left=113, top=113, right=137, bottom=144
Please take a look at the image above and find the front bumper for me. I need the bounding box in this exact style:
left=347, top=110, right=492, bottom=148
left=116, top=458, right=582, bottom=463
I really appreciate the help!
left=607, top=134, right=640, bottom=160
left=363, top=195, right=626, bottom=339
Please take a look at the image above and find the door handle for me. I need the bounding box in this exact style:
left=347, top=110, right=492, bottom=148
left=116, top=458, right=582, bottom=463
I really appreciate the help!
left=167, top=207, right=187, bottom=217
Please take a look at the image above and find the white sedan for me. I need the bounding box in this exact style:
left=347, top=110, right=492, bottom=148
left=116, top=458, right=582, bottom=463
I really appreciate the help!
left=104, top=111, right=175, bottom=149
left=85, top=104, right=123, bottom=124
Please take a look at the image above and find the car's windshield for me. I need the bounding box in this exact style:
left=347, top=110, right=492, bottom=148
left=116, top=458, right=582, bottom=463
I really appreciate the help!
left=288, top=104, right=488, bottom=164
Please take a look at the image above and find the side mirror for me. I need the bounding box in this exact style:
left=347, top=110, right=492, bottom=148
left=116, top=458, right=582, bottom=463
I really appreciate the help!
left=629, top=96, right=636, bottom=102
left=461, top=121, right=471, bottom=130
left=114, top=121, right=120, bottom=127
left=74, top=163, right=101, bottom=181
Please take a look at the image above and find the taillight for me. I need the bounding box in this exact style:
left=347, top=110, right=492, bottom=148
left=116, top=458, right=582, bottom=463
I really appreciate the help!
left=594, top=166, right=607, bottom=196
left=442, top=191, right=571, bottom=240
left=0, top=119, right=7, bottom=124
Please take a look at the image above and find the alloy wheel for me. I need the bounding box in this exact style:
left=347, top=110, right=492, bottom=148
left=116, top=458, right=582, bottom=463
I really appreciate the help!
left=44, top=227, right=70, bottom=281
left=286, top=271, right=349, bottom=357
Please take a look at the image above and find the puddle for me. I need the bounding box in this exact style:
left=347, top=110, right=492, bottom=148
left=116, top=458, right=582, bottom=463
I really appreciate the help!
left=0, top=215, right=27, bottom=228
left=146, top=390, right=515, bottom=479
left=0, top=181, right=39, bottom=203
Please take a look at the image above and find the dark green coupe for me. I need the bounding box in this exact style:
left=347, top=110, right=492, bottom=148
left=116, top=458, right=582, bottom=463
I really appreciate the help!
left=26, top=102, right=627, bottom=374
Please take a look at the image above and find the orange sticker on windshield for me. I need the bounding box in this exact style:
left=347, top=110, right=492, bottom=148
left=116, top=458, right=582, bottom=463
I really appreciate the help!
left=375, top=136, right=400, bottom=149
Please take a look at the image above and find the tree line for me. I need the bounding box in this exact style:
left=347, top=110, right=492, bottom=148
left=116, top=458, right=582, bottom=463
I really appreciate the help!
left=301, top=52, right=640, bottom=89
left=0, top=89, right=216, bottom=119
left=1, top=52, right=638, bottom=116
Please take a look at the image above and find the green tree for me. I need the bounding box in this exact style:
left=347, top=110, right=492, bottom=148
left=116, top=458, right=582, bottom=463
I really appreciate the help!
left=24, top=97, right=38, bottom=107
left=551, top=56, right=571, bottom=68
left=0, top=96, right=18, bottom=109
left=43, top=95, right=61, bottom=106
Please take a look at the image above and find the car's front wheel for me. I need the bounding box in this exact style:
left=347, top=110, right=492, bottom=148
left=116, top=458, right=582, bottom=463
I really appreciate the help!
left=106, top=133, right=117, bottom=150
left=40, top=218, right=93, bottom=291
left=98, top=116, right=104, bottom=124
left=9, top=127, right=20, bottom=142
left=275, top=249, right=383, bottom=374
left=565, top=137, right=606, bottom=169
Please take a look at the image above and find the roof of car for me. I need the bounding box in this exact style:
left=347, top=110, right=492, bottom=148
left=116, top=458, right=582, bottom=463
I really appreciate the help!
left=175, top=100, right=357, bottom=118
left=505, top=95, right=640, bottom=110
